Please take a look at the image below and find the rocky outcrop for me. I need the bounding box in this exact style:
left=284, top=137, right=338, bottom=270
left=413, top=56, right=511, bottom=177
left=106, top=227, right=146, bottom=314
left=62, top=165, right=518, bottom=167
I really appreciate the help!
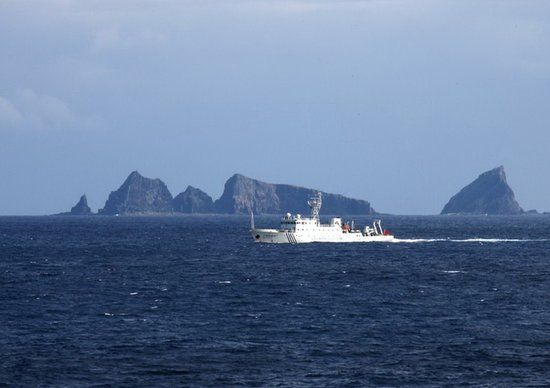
left=172, top=186, right=214, bottom=213
left=99, top=171, right=173, bottom=215
left=55, top=194, right=93, bottom=215
left=441, top=166, right=524, bottom=215
left=214, top=174, right=376, bottom=215
left=69, top=194, right=92, bottom=215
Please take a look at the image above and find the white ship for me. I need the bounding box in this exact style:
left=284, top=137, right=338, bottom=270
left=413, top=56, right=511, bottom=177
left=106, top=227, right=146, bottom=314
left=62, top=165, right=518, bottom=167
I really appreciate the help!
left=250, top=192, right=395, bottom=243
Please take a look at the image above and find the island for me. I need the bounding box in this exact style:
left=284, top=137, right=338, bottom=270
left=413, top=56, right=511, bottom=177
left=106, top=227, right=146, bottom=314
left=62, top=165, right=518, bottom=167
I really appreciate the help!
left=98, top=171, right=173, bottom=215
left=172, top=186, right=214, bottom=213
left=214, top=174, right=376, bottom=215
left=57, top=194, right=93, bottom=215
left=441, top=166, right=524, bottom=215
left=62, top=171, right=378, bottom=215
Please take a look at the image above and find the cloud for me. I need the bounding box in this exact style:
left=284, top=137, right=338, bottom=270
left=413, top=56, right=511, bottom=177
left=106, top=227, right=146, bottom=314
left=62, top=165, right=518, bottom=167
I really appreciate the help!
left=0, top=96, right=23, bottom=123
left=0, top=89, right=95, bottom=132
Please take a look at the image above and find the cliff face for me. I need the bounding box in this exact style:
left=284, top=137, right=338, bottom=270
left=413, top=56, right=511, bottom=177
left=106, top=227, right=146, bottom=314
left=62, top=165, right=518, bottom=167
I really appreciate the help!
left=69, top=194, right=92, bottom=215
left=214, top=174, right=376, bottom=215
left=441, top=166, right=524, bottom=215
left=215, top=174, right=280, bottom=214
left=172, top=186, right=214, bottom=213
left=99, top=171, right=173, bottom=215
left=70, top=171, right=379, bottom=216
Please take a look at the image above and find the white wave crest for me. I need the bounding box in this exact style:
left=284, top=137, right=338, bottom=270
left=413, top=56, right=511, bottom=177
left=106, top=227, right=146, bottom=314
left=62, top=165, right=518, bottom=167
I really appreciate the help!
left=391, top=238, right=549, bottom=244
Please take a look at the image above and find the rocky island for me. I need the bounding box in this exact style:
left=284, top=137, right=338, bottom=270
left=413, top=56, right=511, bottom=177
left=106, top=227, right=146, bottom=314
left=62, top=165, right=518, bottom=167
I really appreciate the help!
left=441, top=166, right=524, bottom=215
left=70, top=194, right=92, bottom=215
left=57, top=194, right=93, bottom=215
left=98, top=171, right=173, bottom=215
left=214, top=174, right=376, bottom=215
left=62, top=171, right=378, bottom=215
left=172, top=186, right=214, bottom=213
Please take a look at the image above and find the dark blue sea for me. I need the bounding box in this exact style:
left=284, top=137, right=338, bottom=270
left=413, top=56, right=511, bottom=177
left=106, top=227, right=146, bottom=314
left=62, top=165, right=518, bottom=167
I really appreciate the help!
left=1, top=215, right=550, bottom=386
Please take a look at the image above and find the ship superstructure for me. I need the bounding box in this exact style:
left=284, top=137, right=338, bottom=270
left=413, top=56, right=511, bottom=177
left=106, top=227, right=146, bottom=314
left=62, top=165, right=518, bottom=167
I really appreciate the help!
left=250, top=192, right=394, bottom=243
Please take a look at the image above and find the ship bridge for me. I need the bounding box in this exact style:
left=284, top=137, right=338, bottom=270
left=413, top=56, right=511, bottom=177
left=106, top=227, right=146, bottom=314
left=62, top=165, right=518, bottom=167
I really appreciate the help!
left=280, top=212, right=342, bottom=231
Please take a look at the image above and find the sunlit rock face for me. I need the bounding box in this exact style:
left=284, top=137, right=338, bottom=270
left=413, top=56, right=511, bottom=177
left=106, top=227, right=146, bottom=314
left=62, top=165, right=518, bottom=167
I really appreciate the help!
left=214, top=173, right=376, bottom=215
left=69, top=194, right=92, bottom=215
left=99, top=171, right=173, bottom=215
left=441, top=166, right=524, bottom=215
left=172, top=186, right=214, bottom=213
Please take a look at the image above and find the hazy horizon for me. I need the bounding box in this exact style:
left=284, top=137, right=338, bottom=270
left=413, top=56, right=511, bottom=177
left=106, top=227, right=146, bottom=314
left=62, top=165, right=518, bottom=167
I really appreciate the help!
left=1, top=1, right=549, bottom=215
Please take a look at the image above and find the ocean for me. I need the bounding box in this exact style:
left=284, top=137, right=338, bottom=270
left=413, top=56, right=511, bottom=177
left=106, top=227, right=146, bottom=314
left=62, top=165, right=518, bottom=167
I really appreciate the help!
left=1, top=215, right=550, bottom=386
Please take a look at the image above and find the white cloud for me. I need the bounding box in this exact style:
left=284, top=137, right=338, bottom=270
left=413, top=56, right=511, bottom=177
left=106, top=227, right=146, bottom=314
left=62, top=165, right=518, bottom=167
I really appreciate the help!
left=0, top=96, right=23, bottom=123
left=16, top=88, right=75, bottom=124
left=15, top=89, right=76, bottom=130
left=0, top=89, right=95, bottom=132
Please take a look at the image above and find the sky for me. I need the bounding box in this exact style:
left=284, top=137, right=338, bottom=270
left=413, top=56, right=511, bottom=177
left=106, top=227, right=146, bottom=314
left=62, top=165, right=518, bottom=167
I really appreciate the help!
left=0, top=0, right=549, bottom=215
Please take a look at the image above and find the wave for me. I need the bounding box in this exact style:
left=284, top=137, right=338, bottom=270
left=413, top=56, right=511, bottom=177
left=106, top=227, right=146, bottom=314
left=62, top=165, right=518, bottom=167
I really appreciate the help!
left=391, top=238, right=549, bottom=243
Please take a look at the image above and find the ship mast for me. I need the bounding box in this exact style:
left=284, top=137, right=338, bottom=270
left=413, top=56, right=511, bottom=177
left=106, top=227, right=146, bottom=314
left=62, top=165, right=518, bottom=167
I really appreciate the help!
left=308, top=191, right=322, bottom=223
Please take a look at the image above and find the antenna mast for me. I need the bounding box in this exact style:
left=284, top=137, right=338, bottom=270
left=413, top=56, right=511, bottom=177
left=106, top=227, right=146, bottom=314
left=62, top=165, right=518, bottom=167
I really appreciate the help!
left=308, top=191, right=322, bottom=222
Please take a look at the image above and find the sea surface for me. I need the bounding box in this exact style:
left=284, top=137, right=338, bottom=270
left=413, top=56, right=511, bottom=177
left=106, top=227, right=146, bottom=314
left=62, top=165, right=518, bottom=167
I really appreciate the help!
left=1, top=215, right=550, bottom=386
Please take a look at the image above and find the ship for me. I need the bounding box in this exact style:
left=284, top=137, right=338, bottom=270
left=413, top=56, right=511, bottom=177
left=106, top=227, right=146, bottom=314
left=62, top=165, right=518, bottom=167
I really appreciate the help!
left=250, top=192, right=395, bottom=243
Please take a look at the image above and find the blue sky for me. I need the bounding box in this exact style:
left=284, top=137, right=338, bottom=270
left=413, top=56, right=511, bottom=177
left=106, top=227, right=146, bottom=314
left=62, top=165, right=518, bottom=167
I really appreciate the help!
left=0, top=0, right=549, bottom=215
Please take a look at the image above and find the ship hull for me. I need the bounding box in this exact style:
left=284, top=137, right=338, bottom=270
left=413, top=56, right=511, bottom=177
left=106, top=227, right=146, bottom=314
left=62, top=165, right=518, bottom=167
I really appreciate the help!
left=251, top=228, right=395, bottom=244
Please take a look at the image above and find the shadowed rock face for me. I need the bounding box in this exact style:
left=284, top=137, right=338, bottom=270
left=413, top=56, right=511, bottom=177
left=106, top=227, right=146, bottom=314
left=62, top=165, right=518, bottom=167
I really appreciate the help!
left=99, top=171, right=173, bottom=215
left=214, top=174, right=376, bottom=215
left=441, top=166, right=524, bottom=215
left=172, top=186, right=214, bottom=213
left=69, top=194, right=92, bottom=215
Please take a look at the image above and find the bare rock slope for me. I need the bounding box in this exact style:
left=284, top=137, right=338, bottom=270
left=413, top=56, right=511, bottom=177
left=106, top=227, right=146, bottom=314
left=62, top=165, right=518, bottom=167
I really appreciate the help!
left=441, top=166, right=523, bottom=215
left=99, top=171, right=173, bottom=215
left=214, top=174, right=376, bottom=215
left=172, top=186, right=214, bottom=213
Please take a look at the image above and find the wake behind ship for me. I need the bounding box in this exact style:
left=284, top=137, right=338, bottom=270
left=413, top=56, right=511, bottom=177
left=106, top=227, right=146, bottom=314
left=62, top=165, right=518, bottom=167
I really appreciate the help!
left=250, top=192, right=395, bottom=243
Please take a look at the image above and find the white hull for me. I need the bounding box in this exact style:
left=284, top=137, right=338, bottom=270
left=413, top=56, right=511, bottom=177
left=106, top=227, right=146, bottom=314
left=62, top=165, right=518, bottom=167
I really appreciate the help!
left=249, top=192, right=395, bottom=244
left=251, top=228, right=395, bottom=244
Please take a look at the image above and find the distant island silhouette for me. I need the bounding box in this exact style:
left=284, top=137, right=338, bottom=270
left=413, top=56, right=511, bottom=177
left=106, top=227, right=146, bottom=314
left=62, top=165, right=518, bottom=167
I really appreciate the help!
left=63, top=171, right=376, bottom=216
left=441, top=166, right=525, bottom=215
left=60, top=167, right=539, bottom=216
